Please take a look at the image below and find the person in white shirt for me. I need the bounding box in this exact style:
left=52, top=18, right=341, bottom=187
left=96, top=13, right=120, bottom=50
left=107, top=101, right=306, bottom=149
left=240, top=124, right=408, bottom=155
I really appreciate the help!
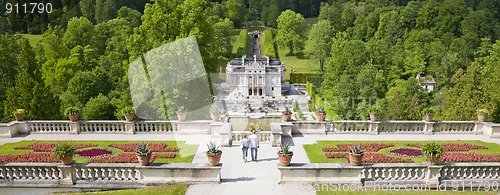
left=248, top=130, right=259, bottom=161
left=240, top=134, right=250, bottom=162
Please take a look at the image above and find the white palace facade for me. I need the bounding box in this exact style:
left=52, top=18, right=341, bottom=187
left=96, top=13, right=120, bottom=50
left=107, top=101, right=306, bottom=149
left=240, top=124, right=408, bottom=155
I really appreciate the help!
left=225, top=55, right=286, bottom=97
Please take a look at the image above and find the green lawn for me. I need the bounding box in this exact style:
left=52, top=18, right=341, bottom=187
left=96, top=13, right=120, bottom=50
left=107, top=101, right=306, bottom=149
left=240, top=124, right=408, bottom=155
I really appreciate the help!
left=304, top=140, right=500, bottom=163
left=0, top=140, right=198, bottom=163
left=59, top=184, right=188, bottom=195
left=23, top=34, right=43, bottom=46
left=316, top=189, right=497, bottom=195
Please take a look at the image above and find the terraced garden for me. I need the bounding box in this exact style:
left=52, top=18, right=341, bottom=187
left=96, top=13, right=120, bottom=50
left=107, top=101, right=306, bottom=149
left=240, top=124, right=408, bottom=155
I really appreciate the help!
left=0, top=140, right=197, bottom=163
left=304, top=140, right=500, bottom=163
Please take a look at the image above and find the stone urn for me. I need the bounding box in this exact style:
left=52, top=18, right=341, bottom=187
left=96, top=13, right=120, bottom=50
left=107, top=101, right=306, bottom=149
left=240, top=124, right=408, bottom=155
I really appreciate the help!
left=124, top=114, right=135, bottom=122
left=14, top=114, right=24, bottom=121
left=282, top=112, right=292, bottom=121
left=278, top=152, right=293, bottom=166
left=348, top=153, right=364, bottom=166
left=427, top=155, right=440, bottom=165
left=424, top=114, right=434, bottom=122
left=316, top=112, right=326, bottom=121
left=477, top=113, right=488, bottom=122
left=136, top=152, right=152, bottom=166
left=210, top=113, right=221, bottom=122
left=369, top=112, right=377, bottom=122
left=69, top=114, right=79, bottom=122
left=60, top=155, right=74, bottom=165
left=206, top=152, right=222, bottom=166
left=177, top=112, right=187, bottom=121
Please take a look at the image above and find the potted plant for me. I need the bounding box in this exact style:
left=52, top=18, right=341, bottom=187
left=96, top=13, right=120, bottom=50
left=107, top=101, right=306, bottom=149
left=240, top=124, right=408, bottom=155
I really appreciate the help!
left=477, top=109, right=489, bottom=122
left=206, top=141, right=222, bottom=166
left=278, top=143, right=293, bottom=166
left=423, top=107, right=435, bottom=122
left=422, top=142, right=444, bottom=165
left=136, top=142, right=152, bottom=166
left=210, top=103, right=223, bottom=121
left=177, top=106, right=188, bottom=121
left=121, top=106, right=135, bottom=122
left=65, top=107, right=80, bottom=122
left=282, top=107, right=292, bottom=121
left=348, top=144, right=364, bottom=166
left=246, top=104, right=252, bottom=112
left=53, top=143, right=76, bottom=165
left=367, top=105, right=380, bottom=122
left=12, top=109, right=25, bottom=121
left=316, top=106, right=326, bottom=122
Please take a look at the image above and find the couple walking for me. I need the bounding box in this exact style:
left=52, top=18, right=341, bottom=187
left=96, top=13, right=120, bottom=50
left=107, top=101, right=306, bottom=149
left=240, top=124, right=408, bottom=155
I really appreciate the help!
left=240, top=130, right=259, bottom=162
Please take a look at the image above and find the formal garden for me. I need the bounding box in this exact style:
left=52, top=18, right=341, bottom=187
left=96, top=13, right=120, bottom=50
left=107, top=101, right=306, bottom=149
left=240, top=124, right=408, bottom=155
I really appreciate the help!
left=0, top=140, right=197, bottom=164
left=304, top=140, right=500, bottom=164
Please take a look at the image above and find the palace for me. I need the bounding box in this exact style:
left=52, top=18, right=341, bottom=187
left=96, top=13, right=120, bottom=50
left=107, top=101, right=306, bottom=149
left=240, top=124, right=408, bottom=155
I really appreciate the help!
left=225, top=55, right=286, bottom=97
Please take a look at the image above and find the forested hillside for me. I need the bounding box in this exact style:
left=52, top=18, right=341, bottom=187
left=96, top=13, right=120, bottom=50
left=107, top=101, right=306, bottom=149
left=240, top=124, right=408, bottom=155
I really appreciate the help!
left=0, top=0, right=499, bottom=122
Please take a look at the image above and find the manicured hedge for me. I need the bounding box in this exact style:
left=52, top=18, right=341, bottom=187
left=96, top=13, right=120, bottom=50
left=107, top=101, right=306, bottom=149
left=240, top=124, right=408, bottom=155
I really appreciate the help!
left=289, top=72, right=323, bottom=84
left=233, top=29, right=248, bottom=56
left=262, top=29, right=278, bottom=58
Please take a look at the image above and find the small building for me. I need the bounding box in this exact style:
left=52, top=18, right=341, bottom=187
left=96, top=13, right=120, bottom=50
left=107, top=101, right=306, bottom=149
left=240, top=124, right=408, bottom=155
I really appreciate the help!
left=416, top=72, right=436, bottom=92
left=225, top=55, right=286, bottom=97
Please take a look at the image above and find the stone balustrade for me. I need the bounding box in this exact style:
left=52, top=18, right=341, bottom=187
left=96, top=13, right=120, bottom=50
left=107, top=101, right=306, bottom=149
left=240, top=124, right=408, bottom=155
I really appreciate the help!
left=232, top=131, right=272, bottom=145
left=0, top=163, right=221, bottom=188
left=279, top=162, right=500, bottom=189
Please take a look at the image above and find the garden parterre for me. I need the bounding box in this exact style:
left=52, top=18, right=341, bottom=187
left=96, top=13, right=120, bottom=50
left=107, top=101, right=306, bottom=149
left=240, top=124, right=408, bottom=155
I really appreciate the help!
left=0, top=140, right=197, bottom=163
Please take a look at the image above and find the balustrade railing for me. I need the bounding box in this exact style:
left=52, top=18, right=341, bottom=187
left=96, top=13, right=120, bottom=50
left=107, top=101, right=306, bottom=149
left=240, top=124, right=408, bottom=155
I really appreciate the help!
left=440, top=163, right=500, bottom=181
left=28, top=121, right=71, bottom=133
left=325, top=120, right=370, bottom=133
left=378, top=121, right=425, bottom=133
left=434, top=121, right=476, bottom=133
left=361, top=164, right=428, bottom=182
left=134, top=121, right=177, bottom=133
left=79, top=121, right=126, bottom=133
left=74, top=164, right=139, bottom=181
left=0, top=163, right=61, bottom=181
left=232, top=131, right=271, bottom=144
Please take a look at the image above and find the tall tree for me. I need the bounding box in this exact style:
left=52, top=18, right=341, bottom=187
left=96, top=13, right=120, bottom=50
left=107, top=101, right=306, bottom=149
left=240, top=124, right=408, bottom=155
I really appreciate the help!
left=225, top=0, right=247, bottom=28
left=276, top=10, right=306, bottom=55
left=213, top=18, right=235, bottom=60
left=63, top=17, right=95, bottom=50
left=306, top=20, right=333, bottom=71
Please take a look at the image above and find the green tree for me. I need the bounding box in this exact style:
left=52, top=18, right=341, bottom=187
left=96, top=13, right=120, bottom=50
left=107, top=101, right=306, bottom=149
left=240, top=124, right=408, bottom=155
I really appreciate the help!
left=225, top=0, right=246, bottom=27
left=95, top=0, right=118, bottom=23
left=0, top=34, right=19, bottom=121
left=213, top=18, right=235, bottom=60
left=63, top=17, right=95, bottom=50
left=82, top=94, right=115, bottom=119
left=60, top=68, right=113, bottom=109
left=80, top=0, right=96, bottom=23
left=276, top=10, right=306, bottom=55
left=306, top=20, right=333, bottom=71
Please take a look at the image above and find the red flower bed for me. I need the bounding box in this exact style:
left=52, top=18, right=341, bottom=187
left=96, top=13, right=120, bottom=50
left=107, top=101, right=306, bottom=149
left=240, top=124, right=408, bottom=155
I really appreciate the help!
left=0, top=152, right=58, bottom=163
left=15, top=143, right=98, bottom=152
left=405, top=143, right=488, bottom=151
left=388, top=148, right=423, bottom=157
left=440, top=152, right=500, bottom=162
left=325, top=152, right=413, bottom=163
left=88, top=153, right=176, bottom=163
left=75, top=148, right=113, bottom=158
left=109, top=143, right=180, bottom=152
left=322, top=143, right=394, bottom=152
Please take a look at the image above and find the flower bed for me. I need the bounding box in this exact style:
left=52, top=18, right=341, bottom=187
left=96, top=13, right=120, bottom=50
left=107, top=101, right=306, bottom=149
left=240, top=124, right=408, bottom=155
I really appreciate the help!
left=15, top=143, right=98, bottom=152
left=325, top=152, right=413, bottom=163
left=405, top=143, right=488, bottom=151
left=0, top=152, right=58, bottom=163
left=75, top=148, right=113, bottom=158
left=109, top=143, right=180, bottom=152
left=388, top=148, right=423, bottom=157
left=440, top=152, right=500, bottom=162
left=88, top=153, right=176, bottom=163
left=322, top=143, right=394, bottom=152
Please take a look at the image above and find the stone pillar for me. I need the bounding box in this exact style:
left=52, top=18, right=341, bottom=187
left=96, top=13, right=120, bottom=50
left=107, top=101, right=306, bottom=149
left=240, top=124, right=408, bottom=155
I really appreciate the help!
left=281, top=122, right=293, bottom=137
left=16, top=121, right=30, bottom=134
left=125, top=121, right=135, bottom=134
left=69, top=122, right=80, bottom=135
left=270, top=123, right=283, bottom=147
left=58, top=165, right=76, bottom=185
left=424, top=121, right=435, bottom=135
left=425, top=165, right=442, bottom=188
left=473, top=122, right=484, bottom=135
left=369, top=121, right=380, bottom=135
left=218, top=123, right=232, bottom=147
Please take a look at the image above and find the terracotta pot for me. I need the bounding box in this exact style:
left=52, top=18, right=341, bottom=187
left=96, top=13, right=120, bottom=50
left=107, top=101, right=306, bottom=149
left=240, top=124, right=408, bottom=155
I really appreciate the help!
left=316, top=112, right=326, bottom=121
left=136, top=152, right=152, bottom=166
left=477, top=113, right=488, bottom=122
left=425, top=114, right=434, bottom=122
left=206, top=152, right=222, bottom=166
left=282, top=113, right=292, bottom=121
left=124, top=114, right=135, bottom=122
left=69, top=114, right=79, bottom=122
left=278, top=152, right=293, bottom=166
left=348, top=153, right=364, bottom=166
left=14, top=114, right=24, bottom=121
left=177, top=112, right=187, bottom=121
left=427, top=155, right=440, bottom=165
left=210, top=113, right=221, bottom=121
left=369, top=112, right=377, bottom=122
left=60, top=155, right=74, bottom=165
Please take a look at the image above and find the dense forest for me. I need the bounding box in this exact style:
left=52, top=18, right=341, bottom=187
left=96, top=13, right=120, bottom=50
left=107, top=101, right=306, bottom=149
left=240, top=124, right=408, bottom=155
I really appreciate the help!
left=0, top=0, right=499, bottom=122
